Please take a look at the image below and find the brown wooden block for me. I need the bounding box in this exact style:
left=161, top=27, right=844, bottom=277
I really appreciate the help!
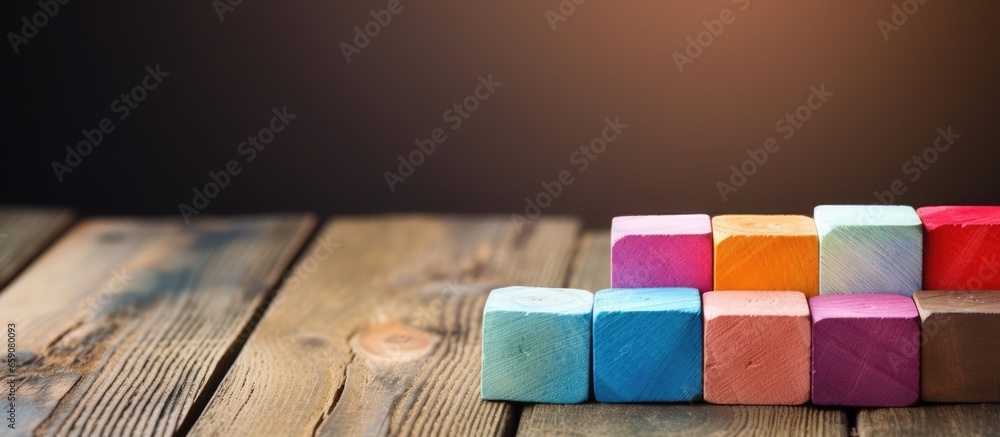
left=914, top=290, right=1000, bottom=402
left=858, top=404, right=1000, bottom=437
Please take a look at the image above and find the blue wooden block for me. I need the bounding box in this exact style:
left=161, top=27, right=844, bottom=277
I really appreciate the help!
left=481, top=286, right=593, bottom=403
left=592, top=288, right=702, bottom=402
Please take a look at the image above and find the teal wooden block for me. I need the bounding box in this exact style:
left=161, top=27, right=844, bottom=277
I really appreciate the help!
left=592, top=288, right=702, bottom=402
left=814, top=205, right=923, bottom=295
left=481, top=286, right=593, bottom=403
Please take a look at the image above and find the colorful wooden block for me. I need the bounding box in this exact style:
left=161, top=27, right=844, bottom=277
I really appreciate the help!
left=814, top=205, right=922, bottom=295
left=918, top=206, right=1000, bottom=290
left=481, top=286, right=593, bottom=403
left=712, top=215, right=819, bottom=296
left=702, top=291, right=811, bottom=405
left=592, top=288, right=702, bottom=402
left=809, top=294, right=920, bottom=406
left=914, top=290, right=1000, bottom=402
left=611, top=215, right=713, bottom=292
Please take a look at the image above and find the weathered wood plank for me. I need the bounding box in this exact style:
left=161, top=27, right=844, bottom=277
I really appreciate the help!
left=191, top=215, right=581, bottom=436
left=0, top=215, right=315, bottom=436
left=0, top=207, right=74, bottom=287
left=857, top=404, right=1000, bottom=436
left=518, top=230, right=849, bottom=437
left=520, top=404, right=849, bottom=437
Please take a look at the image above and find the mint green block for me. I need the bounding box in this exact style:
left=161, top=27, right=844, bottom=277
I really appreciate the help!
left=481, top=286, right=593, bottom=403
left=815, top=205, right=923, bottom=295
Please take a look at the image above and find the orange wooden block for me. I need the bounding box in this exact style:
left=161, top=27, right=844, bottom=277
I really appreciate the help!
left=703, top=291, right=811, bottom=405
left=713, top=215, right=819, bottom=296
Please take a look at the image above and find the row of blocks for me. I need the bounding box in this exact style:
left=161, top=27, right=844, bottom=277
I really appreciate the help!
left=481, top=287, right=1000, bottom=406
left=612, top=205, right=1000, bottom=295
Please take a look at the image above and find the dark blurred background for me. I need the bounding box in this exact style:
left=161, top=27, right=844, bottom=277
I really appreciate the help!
left=4, top=0, right=999, bottom=228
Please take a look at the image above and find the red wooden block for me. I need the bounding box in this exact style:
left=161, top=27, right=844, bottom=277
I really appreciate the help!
left=918, top=206, right=1000, bottom=290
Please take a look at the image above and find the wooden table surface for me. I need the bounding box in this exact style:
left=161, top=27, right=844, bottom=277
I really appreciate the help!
left=0, top=209, right=997, bottom=436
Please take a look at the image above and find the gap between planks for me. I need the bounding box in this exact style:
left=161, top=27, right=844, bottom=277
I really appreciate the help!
left=190, top=215, right=582, bottom=437
left=0, top=214, right=316, bottom=436
left=0, top=207, right=75, bottom=289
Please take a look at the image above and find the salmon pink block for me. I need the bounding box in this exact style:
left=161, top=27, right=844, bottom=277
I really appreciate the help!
left=611, top=215, right=713, bottom=292
left=809, top=294, right=920, bottom=407
left=702, top=291, right=811, bottom=405
left=917, top=206, right=1000, bottom=290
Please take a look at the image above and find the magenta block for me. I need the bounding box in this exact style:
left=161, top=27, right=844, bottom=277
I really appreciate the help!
left=611, top=215, right=713, bottom=292
left=809, top=294, right=920, bottom=407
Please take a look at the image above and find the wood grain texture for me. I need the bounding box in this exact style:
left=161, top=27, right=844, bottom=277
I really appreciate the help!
left=914, top=290, right=1000, bottom=402
left=815, top=205, right=923, bottom=296
left=482, top=287, right=592, bottom=403
left=0, top=215, right=315, bottom=436
left=0, top=207, right=74, bottom=287
left=519, top=231, right=847, bottom=436
left=611, top=215, right=713, bottom=292
left=809, top=294, right=919, bottom=407
left=712, top=215, right=819, bottom=296
left=520, top=404, right=848, bottom=437
left=918, top=206, right=1000, bottom=290
left=190, top=215, right=581, bottom=436
left=703, top=291, right=811, bottom=405
left=857, top=404, right=1000, bottom=436
left=592, top=288, right=701, bottom=402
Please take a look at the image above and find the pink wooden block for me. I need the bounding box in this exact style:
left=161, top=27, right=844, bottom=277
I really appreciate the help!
left=703, top=291, right=811, bottom=405
left=611, top=215, right=713, bottom=292
left=809, top=294, right=920, bottom=407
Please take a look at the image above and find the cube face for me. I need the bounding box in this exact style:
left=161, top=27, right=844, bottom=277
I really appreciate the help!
left=481, top=287, right=593, bottom=403
left=815, top=205, right=922, bottom=295
left=702, top=291, right=811, bottom=405
left=809, top=294, right=920, bottom=407
left=915, top=290, right=1000, bottom=402
left=918, top=206, right=1000, bottom=290
left=611, top=215, right=713, bottom=292
left=592, top=288, right=702, bottom=402
left=712, top=215, right=818, bottom=296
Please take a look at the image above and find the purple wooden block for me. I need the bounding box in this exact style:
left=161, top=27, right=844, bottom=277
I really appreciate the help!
left=809, top=294, right=920, bottom=407
left=611, top=215, right=713, bottom=292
